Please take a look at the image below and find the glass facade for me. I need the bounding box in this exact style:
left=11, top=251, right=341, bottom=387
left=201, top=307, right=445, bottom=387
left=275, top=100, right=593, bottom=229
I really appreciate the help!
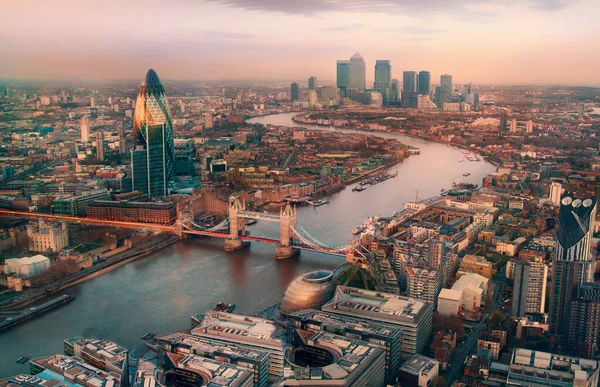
left=349, top=52, right=366, bottom=91
left=417, top=70, right=431, bottom=95
left=131, top=69, right=174, bottom=198
left=336, top=60, right=350, bottom=96
left=403, top=71, right=417, bottom=93
left=374, top=60, right=391, bottom=105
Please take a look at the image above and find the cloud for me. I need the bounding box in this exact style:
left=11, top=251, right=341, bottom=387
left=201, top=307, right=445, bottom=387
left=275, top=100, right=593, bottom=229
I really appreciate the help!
left=319, top=23, right=364, bottom=32
left=206, top=0, right=574, bottom=15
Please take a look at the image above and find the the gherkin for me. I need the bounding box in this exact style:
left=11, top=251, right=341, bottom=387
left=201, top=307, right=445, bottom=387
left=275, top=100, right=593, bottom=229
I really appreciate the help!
left=131, top=69, right=174, bottom=198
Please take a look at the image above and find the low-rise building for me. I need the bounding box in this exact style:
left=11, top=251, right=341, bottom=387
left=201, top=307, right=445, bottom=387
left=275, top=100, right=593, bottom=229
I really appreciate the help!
left=459, top=254, right=493, bottom=278
left=63, top=338, right=128, bottom=386
left=86, top=201, right=176, bottom=225
left=438, top=273, right=489, bottom=316
left=396, top=355, right=439, bottom=387
left=30, top=355, right=121, bottom=387
left=4, top=254, right=50, bottom=277
left=163, top=353, right=253, bottom=387
left=27, top=222, right=69, bottom=252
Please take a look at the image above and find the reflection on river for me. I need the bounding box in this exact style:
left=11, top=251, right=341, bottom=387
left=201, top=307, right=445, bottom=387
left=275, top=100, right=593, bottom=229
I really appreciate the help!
left=0, top=112, right=496, bottom=376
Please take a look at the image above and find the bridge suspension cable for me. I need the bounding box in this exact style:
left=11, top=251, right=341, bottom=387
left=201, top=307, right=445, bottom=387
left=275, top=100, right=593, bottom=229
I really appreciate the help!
left=291, top=223, right=347, bottom=252
left=186, top=217, right=230, bottom=232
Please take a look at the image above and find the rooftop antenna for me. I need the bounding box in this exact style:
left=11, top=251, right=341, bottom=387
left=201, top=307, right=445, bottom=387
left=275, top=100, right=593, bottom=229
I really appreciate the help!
left=415, top=190, right=420, bottom=203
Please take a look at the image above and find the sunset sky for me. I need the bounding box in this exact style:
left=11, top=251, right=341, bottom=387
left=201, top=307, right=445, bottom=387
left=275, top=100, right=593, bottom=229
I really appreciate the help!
left=2, top=0, right=599, bottom=85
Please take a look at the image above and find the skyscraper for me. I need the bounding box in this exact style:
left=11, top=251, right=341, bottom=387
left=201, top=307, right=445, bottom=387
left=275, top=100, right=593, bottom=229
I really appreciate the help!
left=438, top=74, right=452, bottom=108
left=80, top=116, right=90, bottom=142
left=499, top=112, right=508, bottom=132
left=403, top=71, right=417, bottom=92
left=349, top=52, right=366, bottom=91
left=336, top=60, right=350, bottom=97
left=390, top=79, right=400, bottom=104
left=374, top=60, right=391, bottom=105
left=290, top=82, right=299, bottom=102
left=568, top=283, right=600, bottom=358
left=511, top=259, right=548, bottom=317
left=308, top=76, right=317, bottom=90
left=526, top=120, right=534, bottom=134
left=549, top=181, right=563, bottom=206
left=116, top=121, right=126, bottom=155
left=550, top=196, right=597, bottom=341
left=417, top=71, right=431, bottom=95
left=131, top=69, right=175, bottom=198
left=96, top=131, right=104, bottom=162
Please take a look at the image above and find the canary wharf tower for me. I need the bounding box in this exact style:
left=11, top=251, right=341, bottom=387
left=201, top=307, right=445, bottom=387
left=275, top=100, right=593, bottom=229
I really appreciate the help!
left=131, top=69, right=174, bottom=198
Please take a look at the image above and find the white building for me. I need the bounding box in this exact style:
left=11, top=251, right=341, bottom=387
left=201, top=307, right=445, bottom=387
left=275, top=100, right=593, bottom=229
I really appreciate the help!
left=4, top=254, right=50, bottom=277
left=438, top=273, right=489, bottom=316
left=549, top=182, right=563, bottom=206
left=80, top=116, right=90, bottom=142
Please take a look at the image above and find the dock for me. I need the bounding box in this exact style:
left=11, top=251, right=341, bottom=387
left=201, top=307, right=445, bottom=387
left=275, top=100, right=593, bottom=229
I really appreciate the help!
left=0, top=295, right=74, bottom=334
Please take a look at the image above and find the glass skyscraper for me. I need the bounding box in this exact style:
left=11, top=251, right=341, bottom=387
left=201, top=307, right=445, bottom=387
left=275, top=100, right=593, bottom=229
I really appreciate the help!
left=417, top=71, right=431, bottom=95
left=336, top=60, right=350, bottom=97
left=131, top=69, right=175, bottom=198
left=550, top=196, right=597, bottom=342
left=374, top=60, right=391, bottom=104
left=438, top=74, right=453, bottom=108
left=290, top=82, right=299, bottom=101
left=349, top=53, right=366, bottom=91
left=402, top=71, right=417, bottom=93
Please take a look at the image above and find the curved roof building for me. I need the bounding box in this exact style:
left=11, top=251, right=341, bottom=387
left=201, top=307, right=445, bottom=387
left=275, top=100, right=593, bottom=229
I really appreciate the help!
left=279, top=270, right=335, bottom=315
left=131, top=69, right=174, bottom=198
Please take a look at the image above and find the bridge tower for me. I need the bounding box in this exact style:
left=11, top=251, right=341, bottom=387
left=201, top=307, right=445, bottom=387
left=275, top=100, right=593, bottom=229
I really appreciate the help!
left=276, top=204, right=299, bottom=259
left=225, top=197, right=248, bottom=251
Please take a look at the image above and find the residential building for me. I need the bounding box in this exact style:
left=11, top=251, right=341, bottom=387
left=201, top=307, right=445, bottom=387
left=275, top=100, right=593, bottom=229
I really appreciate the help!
left=438, top=74, right=452, bottom=108
left=80, top=116, right=90, bottom=142
left=322, top=286, right=433, bottom=359
left=131, top=69, right=175, bottom=199
left=512, top=258, right=548, bottom=316
left=163, top=353, right=253, bottom=387
left=406, top=267, right=441, bottom=307
left=568, top=283, right=600, bottom=359
left=550, top=197, right=597, bottom=341
left=95, top=132, right=104, bottom=162
left=63, top=338, right=128, bottom=386
left=459, top=254, right=493, bottom=278
left=549, top=181, right=563, bottom=206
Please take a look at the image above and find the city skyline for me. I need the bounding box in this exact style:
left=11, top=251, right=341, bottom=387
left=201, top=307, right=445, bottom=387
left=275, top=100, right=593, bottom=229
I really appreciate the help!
left=2, top=0, right=600, bottom=85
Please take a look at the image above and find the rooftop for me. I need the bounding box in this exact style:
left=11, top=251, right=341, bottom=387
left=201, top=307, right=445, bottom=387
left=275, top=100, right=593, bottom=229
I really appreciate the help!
left=399, top=354, right=439, bottom=376
left=5, top=254, right=49, bottom=265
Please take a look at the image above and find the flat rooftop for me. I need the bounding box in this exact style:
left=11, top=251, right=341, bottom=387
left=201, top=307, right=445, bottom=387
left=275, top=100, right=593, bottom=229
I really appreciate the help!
left=170, top=353, right=253, bottom=387
left=399, top=355, right=439, bottom=376
left=322, top=286, right=431, bottom=325
left=89, top=200, right=174, bottom=210
left=64, top=338, right=128, bottom=370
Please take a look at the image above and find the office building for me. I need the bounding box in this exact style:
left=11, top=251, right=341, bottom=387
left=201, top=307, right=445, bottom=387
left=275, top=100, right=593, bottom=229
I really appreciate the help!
left=290, top=82, right=299, bottom=101
left=156, top=332, right=270, bottom=387
left=507, top=349, right=599, bottom=387
left=336, top=60, right=350, bottom=96
left=280, top=330, right=385, bottom=387
left=279, top=270, right=335, bottom=315
left=438, top=74, right=452, bottom=108
left=549, top=181, right=563, bottom=206
left=308, top=76, right=317, bottom=90
left=173, top=138, right=195, bottom=176
left=550, top=196, right=597, bottom=341
left=307, top=90, right=317, bottom=107
left=95, top=132, right=104, bottom=162
left=417, top=71, right=431, bottom=95
left=349, top=52, right=366, bottom=91
left=191, top=311, right=288, bottom=382
left=63, top=338, right=128, bottom=385
left=390, top=79, right=400, bottom=104
left=396, top=355, right=439, bottom=387
left=30, top=355, right=122, bottom=387
left=80, top=116, right=90, bottom=142
left=374, top=60, right=391, bottom=104
left=288, top=309, right=403, bottom=383
left=52, top=189, right=111, bottom=216
left=27, top=221, right=69, bottom=252
left=4, top=254, right=50, bottom=277
left=512, top=258, right=548, bottom=317
left=87, top=200, right=177, bottom=225
left=568, top=283, right=600, bottom=359
left=131, top=69, right=175, bottom=199
left=403, top=71, right=417, bottom=92
left=322, top=286, right=433, bottom=359
left=163, top=353, right=253, bottom=387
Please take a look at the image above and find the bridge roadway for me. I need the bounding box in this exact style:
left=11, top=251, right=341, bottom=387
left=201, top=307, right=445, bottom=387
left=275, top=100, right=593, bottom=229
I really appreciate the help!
left=0, top=209, right=177, bottom=232
left=0, top=209, right=346, bottom=257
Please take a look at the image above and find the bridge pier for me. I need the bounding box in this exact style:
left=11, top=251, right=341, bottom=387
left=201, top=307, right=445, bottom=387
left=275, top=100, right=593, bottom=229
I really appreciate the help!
left=225, top=238, right=250, bottom=252
left=275, top=244, right=299, bottom=259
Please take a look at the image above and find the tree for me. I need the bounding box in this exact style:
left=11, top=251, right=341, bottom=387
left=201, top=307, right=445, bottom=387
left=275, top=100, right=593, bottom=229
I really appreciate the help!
left=433, top=312, right=465, bottom=341
left=431, top=376, right=446, bottom=387
left=489, top=310, right=506, bottom=326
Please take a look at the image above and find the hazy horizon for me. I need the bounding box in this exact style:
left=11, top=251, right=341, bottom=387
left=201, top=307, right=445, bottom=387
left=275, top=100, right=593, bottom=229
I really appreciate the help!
left=2, top=0, right=600, bottom=86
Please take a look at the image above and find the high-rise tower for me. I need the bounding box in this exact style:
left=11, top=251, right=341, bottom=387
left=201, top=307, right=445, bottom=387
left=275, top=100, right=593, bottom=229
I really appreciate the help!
left=308, top=76, right=317, bottom=90
left=349, top=53, right=366, bottom=91
left=438, top=74, right=452, bottom=107
left=80, top=116, right=90, bottom=142
left=550, top=196, right=597, bottom=341
left=96, top=131, right=104, bottom=162
left=417, top=71, right=431, bottom=95
left=374, top=60, right=391, bottom=105
left=290, top=82, right=299, bottom=102
left=131, top=69, right=174, bottom=198
left=336, top=60, right=350, bottom=97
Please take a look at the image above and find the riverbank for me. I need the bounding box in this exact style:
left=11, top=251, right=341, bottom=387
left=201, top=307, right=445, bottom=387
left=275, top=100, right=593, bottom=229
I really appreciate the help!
left=291, top=113, right=499, bottom=167
left=0, top=234, right=180, bottom=311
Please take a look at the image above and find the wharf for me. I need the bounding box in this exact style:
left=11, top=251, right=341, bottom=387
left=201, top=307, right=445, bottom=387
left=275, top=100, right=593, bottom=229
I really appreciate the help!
left=0, top=294, right=74, bottom=334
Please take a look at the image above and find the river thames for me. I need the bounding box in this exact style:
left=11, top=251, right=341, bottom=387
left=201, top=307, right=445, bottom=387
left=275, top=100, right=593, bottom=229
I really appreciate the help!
left=0, top=113, right=496, bottom=376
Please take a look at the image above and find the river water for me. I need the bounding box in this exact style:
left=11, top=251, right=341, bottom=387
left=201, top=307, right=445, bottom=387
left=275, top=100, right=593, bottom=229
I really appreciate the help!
left=0, top=113, right=496, bottom=376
